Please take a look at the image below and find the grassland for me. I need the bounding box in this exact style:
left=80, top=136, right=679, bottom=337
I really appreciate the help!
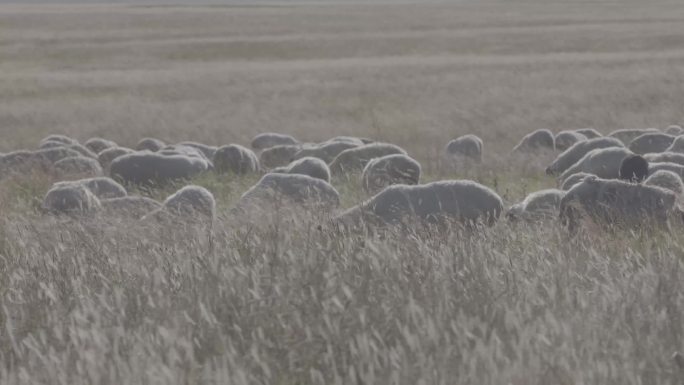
left=1, top=1, right=684, bottom=384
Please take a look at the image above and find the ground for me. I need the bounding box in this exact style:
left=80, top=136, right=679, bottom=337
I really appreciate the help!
left=1, top=1, right=684, bottom=384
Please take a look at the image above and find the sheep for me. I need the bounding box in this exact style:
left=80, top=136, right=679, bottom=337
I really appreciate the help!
left=336, top=180, right=503, bottom=229
left=136, top=137, right=166, bottom=152
left=259, top=145, right=301, bottom=169
left=39, top=134, right=76, bottom=147
left=251, top=133, right=298, bottom=150
left=53, top=156, right=104, bottom=178
left=445, top=134, right=483, bottom=162
left=0, top=150, right=34, bottom=178
left=39, top=141, right=98, bottom=159
left=293, top=141, right=361, bottom=164
left=110, top=151, right=210, bottom=186
left=559, top=175, right=677, bottom=232
left=329, top=143, right=407, bottom=176
left=628, top=133, right=675, bottom=155
left=545, top=137, right=624, bottom=176
left=574, top=128, right=602, bottom=139
left=275, top=157, right=331, bottom=182
left=97, top=147, right=135, bottom=171
left=362, top=154, right=421, bottom=195
left=559, top=147, right=633, bottom=181
left=648, top=162, right=684, bottom=179
left=643, top=152, right=684, bottom=166
left=84, top=138, right=117, bottom=154
left=53, top=177, right=127, bottom=199
left=506, top=189, right=566, bottom=222
left=555, top=131, right=587, bottom=151
left=618, top=154, right=649, bottom=183
left=162, top=185, right=216, bottom=219
left=213, top=144, right=260, bottom=175
left=100, top=196, right=162, bottom=219
left=560, top=172, right=595, bottom=191
left=644, top=170, right=684, bottom=196
left=327, top=136, right=366, bottom=146
left=665, top=136, right=684, bottom=153
left=608, top=128, right=659, bottom=145
left=160, top=144, right=211, bottom=162
left=511, top=129, right=555, bottom=153
left=42, top=183, right=101, bottom=215
left=177, top=141, right=218, bottom=160
left=238, top=173, right=340, bottom=211
left=665, top=125, right=684, bottom=136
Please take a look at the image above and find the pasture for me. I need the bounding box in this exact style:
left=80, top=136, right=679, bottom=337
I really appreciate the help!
left=1, top=1, right=684, bottom=383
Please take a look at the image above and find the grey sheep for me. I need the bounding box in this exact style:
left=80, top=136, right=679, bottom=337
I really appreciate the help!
left=555, top=131, right=587, bottom=151
left=511, top=129, right=555, bottom=153
left=329, top=143, right=407, bottom=176
left=545, top=137, right=624, bottom=176
left=293, top=141, right=360, bottom=164
left=665, top=125, right=684, bottom=136
left=84, top=138, right=118, bottom=154
left=337, top=180, right=503, bottom=228
left=362, top=154, right=421, bottom=195
left=275, top=157, right=331, bottom=182
left=643, top=152, right=684, bottom=166
left=136, top=137, right=166, bottom=152
left=110, top=151, right=210, bottom=186
left=97, top=147, right=135, bottom=171
left=559, top=147, right=633, bottom=181
left=238, top=173, right=340, bottom=210
left=560, top=175, right=677, bottom=231
left=39, top=141, right=98, bottom=159
left=259, top=145, right=302, bottom=169
left=39, top=134, right=76, bottom=147
left=560, top=172, right=595, bottom=191
left=648, top=162, right=684, bottom=179
left=574, top=128, right=602, bottom=139
left=54, top=156, right=104, bottom=178
left=507, top=189, right=566, bottom=222
left=213, top=144, right=260, bottom=175
left=100, top=196, right=162, bottom=219
left=608, top=128, right=659, bottom=145
left=665, top=136, right=684, bottom=153
left=53, top=177, right=127, bottom=199
left=42, top=183, right=101, bottom=215
left=327, top=136, right=367, bottom=146
left=177, top=141, right=218, bottom=160
left=251, top=133, right=298, bottom=150
left=644, top=170, right=684, bottom=196
left=628, top=133, right=675, bottom=155
left=162, top=185, right=216, bottom=219
left=445, top=134, right=483, bottom=162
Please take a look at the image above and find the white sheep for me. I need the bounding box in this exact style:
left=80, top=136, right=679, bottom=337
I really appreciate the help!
left=337, top=180, right=503, bottom=228
left=136, top=137, right=166, bottom=152
left=506, top=189, right=566, bottom=222
left=84, top=138, right=118, bottom=154
left=643, top=152, right=684, bottom=166
left=644, top=170, right=684, bottom=196
left=42, top=183, right=101, bottom=215
left=511, top=129, right=555, bottom=153
left=238, top=173, right=340, bottom=211
left=628, top=133, right=675, bottom=155
left=445, top=134, right=483, bottom=162
left=574, top=128, right=602, bottom=138
left=251, top=133, right=299, bottom=150
left=665, top=136, right=684, bottom=153
left=259, top=145, right=302, bottom=169
left=110, top=151, right=210, bottom=186
left=560, top=175, right=677, bottom=231
left=100, top=196, right=162, bottom=219
left=97, top=147, right=135, bottom=171
left=329, top=143, right=407, bottom=176
left=213, top=144, right=260, bottom=175
left=275, top=157, right=331, bottom=182
left=54, top=156, right=104, bottom=178
left=545, top=137, right=624, bottom=176
left=559, top=147, right=633, bottom=181
left=162, top=185, right=216, bottom=219
left=293, top=141, right=361, bottom=163
left=665, top=125, right=684, bottom=136
left=362, top=154, right=421, bottom=195
left=555, top=131, right=587, bottom=151
left=607, top=128, right=659, bottom=145
left=559, top=172, right=595, bottom=191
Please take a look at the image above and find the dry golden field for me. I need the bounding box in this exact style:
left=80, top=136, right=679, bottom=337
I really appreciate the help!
left=2, top=1, right=684, bottom=384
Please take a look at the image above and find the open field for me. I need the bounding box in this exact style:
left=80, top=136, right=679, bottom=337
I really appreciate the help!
left=2, top=2, right=684, bottom=384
